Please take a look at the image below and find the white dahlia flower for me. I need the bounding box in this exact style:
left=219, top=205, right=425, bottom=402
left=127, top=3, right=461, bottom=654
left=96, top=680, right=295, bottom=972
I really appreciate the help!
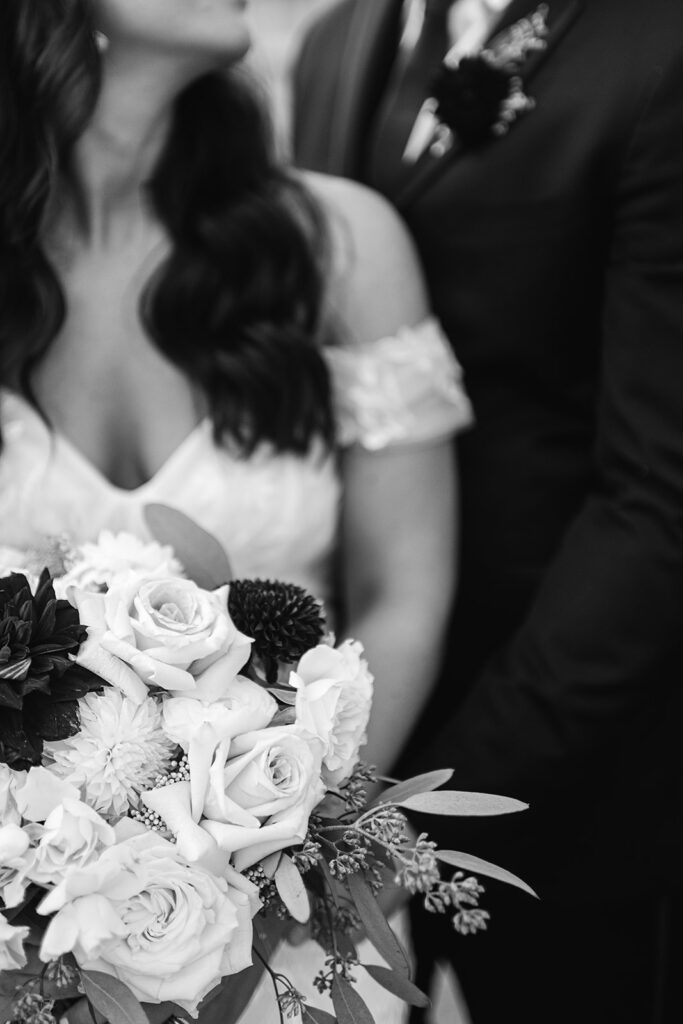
left=45, top=689, right=176, bottom=821
left=0, top=536, right=70, bottom=590
left=60, top=530, right=184, bottom=594
left=0, top=546, right=31, bottom=577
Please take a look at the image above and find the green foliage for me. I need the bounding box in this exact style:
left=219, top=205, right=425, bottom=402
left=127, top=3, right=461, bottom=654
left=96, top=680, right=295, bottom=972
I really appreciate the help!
left=331, top=976, right=374, bottom=1024
left=436, top=849, right=537, bottom=897
left=144, top=502, right=233, bottom=588
left=361, top=965, right=429, bottom=1008
left=80, top=971, right=149, bottom=1024
left=397, top=790, right=528, bottom=816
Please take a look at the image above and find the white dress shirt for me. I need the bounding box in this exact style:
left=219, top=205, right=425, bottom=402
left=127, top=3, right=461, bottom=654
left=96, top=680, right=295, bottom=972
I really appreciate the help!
left=401, top=0, right=514, bottom=61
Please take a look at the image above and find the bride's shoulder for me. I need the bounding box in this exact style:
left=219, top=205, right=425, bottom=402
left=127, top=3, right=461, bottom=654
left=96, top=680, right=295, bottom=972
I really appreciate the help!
left=299, top=174, right=474, bottom=450
left=300, top=171, right=430, bottom=345
left=302, top=170, right=409, bottom=247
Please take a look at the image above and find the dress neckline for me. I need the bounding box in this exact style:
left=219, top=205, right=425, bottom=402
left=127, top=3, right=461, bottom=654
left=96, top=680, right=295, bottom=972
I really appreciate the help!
left=0, top=387, right=211, bottom=499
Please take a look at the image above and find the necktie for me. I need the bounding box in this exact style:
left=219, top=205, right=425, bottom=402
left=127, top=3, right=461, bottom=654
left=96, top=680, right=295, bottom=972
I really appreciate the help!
left=365, top=0, right=451, bottom=196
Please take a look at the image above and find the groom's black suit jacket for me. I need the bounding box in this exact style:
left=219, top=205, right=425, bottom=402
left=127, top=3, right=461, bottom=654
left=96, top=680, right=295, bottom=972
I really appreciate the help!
left=292, top=0, right=683, bottom=900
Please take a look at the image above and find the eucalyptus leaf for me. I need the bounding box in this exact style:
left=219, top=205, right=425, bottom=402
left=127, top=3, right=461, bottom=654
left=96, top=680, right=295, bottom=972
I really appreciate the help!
left=331, top=977, right=375, bottom=1024
left=398, top=791, right=528, bottom=817
left=436, top=850, right=537, bottom=896
left=371, top=770, right=454, bottom=808
left=302, top=1005, right=338, bottom=1024
left=274, top=854, right=311, bottom=923
left=319, top=856, right=337, bottom=891
left=346, top=873, right=409, bottom=978
left=362, top=964, right=430, bottom=1007
left=144, top=503, right=233, bottom=588
left=270, top=707, right=297, bottom=727
left=80, top=970, right=149, bottom=1024
left=260, top=851, right=282, bottom=879
left=267, top=687, right=299, bottom=706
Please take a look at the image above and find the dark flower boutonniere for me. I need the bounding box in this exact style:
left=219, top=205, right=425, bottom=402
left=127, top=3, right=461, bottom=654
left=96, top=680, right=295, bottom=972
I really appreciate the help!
left=404, top=4, right=550, bottom=162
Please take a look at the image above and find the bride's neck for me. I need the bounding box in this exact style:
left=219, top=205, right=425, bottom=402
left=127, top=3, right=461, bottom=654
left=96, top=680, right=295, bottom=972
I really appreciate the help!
left=59, top=50, right=200, bottom=248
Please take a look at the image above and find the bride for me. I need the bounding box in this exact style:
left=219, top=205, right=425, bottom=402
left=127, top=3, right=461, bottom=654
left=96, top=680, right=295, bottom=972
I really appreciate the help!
left=0, top=0, right=472, bottom=1020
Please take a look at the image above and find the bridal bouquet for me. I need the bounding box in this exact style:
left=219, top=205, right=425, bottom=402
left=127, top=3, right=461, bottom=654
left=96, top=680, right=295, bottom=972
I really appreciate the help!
left=0, top=512, right=532, bottom=1024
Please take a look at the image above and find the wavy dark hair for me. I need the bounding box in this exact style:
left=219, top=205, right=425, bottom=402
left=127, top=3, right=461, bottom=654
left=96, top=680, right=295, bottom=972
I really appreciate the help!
left=0, top=0, right=333, bottom=455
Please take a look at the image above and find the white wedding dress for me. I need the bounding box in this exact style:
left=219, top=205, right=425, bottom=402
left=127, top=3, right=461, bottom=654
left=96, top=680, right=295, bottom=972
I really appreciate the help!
left=0, top=318, right=472, bottom=1022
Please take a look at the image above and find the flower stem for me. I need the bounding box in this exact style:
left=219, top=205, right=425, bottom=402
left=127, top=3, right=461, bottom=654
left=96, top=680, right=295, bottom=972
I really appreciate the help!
left=251, top=945, right=285, bottom=1024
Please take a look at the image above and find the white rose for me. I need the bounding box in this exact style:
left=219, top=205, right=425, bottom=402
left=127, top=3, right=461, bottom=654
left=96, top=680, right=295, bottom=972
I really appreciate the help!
left=74, top=578, right=252, bottom=700
left=291, top=640, right=374, bottom=786
left=25, top=799, right=115, bottom=888
left=38, top=832, right=258, bottom=1017
left=13, top=767, right=81, bottom=823
left=0, top=764, right=25, bottom=826
left=202, top=726, right=325, bottom=871
left=59, top=531, right=185, bottom=595
left=162, top=669, right=277, bottom=818
left=0, top=912, right=29, bottom=971
left=0, top=824, right=31, bottom=909
left=163, top=669, right=277, bottom=750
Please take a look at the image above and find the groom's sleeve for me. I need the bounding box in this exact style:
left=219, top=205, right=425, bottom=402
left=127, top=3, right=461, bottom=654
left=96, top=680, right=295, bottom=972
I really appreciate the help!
left=421, top=53, right=683, bottom=805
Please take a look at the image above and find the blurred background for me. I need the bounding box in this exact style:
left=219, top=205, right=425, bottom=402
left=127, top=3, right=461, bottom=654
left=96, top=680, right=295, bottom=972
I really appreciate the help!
left=247, top=0, right=333, bottom=152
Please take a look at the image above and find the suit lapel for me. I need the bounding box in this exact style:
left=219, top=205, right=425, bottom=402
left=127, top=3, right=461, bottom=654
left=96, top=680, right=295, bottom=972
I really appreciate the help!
left=330, top=0, right=404, bottom=175
left=394, top=0, right=585, bottom=211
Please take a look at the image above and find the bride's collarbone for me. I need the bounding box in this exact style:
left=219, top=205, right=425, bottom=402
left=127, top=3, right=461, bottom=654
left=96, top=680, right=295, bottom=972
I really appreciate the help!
left=47, top=219, right=170, bottom=348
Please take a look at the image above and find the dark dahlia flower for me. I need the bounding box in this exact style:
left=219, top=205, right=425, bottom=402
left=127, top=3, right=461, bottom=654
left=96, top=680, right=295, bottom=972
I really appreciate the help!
left=228, top=579, right=326, bottom=683
left=432, top=57, right=511, bottom=147
left=0, top=571, right=98, bottom=769
left=0, top=571, right=85, bottom=694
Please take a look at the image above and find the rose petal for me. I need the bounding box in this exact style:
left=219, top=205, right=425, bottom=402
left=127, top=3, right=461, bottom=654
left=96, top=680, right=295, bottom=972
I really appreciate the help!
left=76, top=636, right=148, bottom=703
left=14, top=768, right=81, bottom=823
left=141, top=782, right=216, bottom=862
left=188, top=724, right=220, bottom=821
left=0, top=823, right=30, bottom=861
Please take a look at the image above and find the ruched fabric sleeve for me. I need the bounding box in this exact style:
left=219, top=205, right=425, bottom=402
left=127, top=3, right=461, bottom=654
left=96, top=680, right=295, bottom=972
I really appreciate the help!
left=324, top=318, right=474, bottom=451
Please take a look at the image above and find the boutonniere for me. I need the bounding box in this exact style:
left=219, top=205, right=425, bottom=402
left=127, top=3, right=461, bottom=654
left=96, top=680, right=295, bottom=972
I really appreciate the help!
left=404, top=3, right=550, bottom=163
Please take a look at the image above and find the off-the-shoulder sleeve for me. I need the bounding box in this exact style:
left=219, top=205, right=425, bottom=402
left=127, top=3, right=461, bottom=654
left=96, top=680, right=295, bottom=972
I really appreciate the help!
left=324, top=318, right=474, bottom=451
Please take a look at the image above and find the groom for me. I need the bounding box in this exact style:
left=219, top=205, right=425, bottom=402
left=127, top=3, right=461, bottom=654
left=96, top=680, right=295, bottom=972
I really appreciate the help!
left=292, top=0, right=683, bottom=1020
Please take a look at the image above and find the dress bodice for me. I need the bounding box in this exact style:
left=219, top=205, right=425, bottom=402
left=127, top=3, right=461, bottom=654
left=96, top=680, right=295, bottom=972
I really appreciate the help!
left=0, top=320, right=472, bottom=606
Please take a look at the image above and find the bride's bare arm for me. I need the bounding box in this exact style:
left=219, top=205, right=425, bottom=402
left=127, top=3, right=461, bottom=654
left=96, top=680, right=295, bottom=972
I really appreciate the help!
left=340, top=437, right=457, bottom=777
left=309, top=174, right=459, bottom=776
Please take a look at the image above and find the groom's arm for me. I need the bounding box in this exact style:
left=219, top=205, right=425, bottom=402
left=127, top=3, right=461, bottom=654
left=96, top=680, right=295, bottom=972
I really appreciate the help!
left=418, top=50, right=683, bottom=804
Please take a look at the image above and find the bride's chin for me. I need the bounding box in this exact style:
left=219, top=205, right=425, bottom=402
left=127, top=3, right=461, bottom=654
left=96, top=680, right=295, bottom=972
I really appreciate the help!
left=191, top=23, right=253, bottom=68
left=163, top=30, right=253, bottom=78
